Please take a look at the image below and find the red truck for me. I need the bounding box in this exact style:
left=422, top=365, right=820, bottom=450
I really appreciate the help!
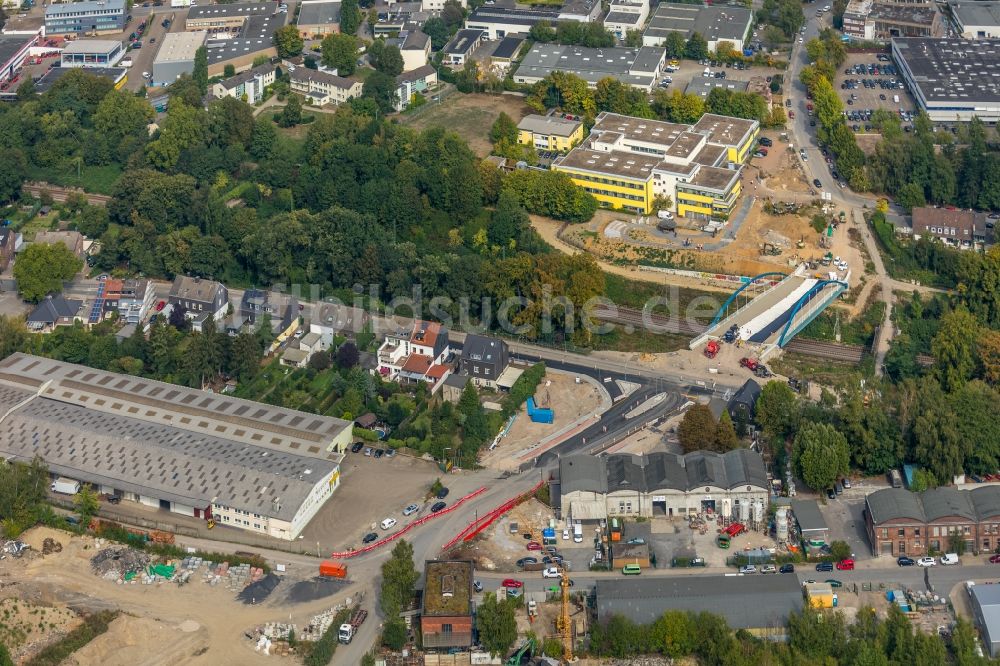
left=704, top=340, right=720, bottom=359
left=319, top=560, right=347, bottom=578
left=739, top=357, right=758, bottom=371
left=338, top=608, right=368, bottom=643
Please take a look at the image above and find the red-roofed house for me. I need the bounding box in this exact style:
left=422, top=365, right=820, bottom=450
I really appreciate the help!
left=377, top=320, right=451, bottom=391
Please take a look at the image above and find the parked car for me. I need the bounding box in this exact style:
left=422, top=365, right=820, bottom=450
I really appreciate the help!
left=916, top=557, right=937, bottom=567
left=527, top=542, right=542, bottom=551
left=815, top=562, right=834, bottom=572
left=897, top=556, right=915, bottom=566
left=380, top=518, right=397, bottom=530
left=431, top=501, right=447, bottom=512
left=739, top=564, right=757, bottom=574
left=363, top=447, right=373, bottom=456
left=826, top=579, right=843, bottom=588
left=813, top=178, right=822, bottom=188
left=501, top=579, right=523, bottom=588
left=836, top=558, right=854, bottom=571
left=516, top=557, right=538, bottom=567
left=351, top=442, right=364, bottom=453
left=989, top=554, right=1000, bottom=564
left=436, top=487, right=450, bottom=499
left=362, top=532, right=378, bottom=544
left=779, top=564, right=795, bottom=574
left=473, top=580, right=483, bottom=593
left=402, top=503, right=419, bottom=516
left=761, top=564, right=777, bottom=574
left=940, top=553, right=960, bottom=565
left=542, top=567, right=561, bottom=579
left=373, top=449, right=384, bottom=459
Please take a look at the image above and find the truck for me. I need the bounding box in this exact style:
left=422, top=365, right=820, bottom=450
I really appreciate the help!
left=338, top=608, right=367, bottom=644
left=704, top=340, right=720, bottom=359
left=739, top=357, right=759, bottom=371
left=319, top=560, right=347, bottom=578
left=573, top=522, right=583, bottom=543
left=51, top=478, right=80, bottom=495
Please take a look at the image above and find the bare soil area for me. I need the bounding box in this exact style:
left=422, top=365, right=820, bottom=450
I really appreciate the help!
left=0, top=527, right=368, bottom=666
left=479, top=372, right=603, bottom=472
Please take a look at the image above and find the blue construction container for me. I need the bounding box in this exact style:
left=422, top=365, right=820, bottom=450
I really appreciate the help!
left=526, top=397, right=554, bottom=424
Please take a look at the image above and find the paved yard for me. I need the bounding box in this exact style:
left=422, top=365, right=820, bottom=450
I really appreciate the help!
left=0, top=290, right=28, bottom=318
left=299, top=449, right=491, bottom=554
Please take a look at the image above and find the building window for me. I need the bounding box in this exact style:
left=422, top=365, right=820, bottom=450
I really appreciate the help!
left=898, top=542, right=905, bottom=554
left=914, top=527, right=920, bottom=537
left=897, top=528, right=905, bottom=537
left=442, top=624, right=452, bottom=633
left=881, top=528, right=888, bottom=539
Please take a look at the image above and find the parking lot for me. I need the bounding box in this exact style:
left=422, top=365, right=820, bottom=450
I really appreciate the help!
left=298, top=448, right=456, bottom=553
left=834, top=53, right=917, bottom=135
left=654, top=58, right=783, bottom=98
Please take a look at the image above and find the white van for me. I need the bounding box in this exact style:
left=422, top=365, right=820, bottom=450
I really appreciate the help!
left=893, top=94, right=899, bottom=104
left=120, top=57, right=133, bottom=67
left=703, top=67, right=711, bottom=78
left=380, top=517, right=397, bottom=530
left=573, top=523, right=583, bottom=543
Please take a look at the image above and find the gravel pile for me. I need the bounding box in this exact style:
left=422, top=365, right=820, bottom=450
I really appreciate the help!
left=237, top=573, right=281, bottom=605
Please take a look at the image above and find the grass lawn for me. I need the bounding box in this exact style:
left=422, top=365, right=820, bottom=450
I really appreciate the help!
left=402, top=92, right=533, bottom=157
left=591, top=328, right=690, bottom=353
left=770, top=352, right=874, bottom=387
left=603, top=273, right=717, bottom=324
left=26, top=163, right=122, bottom=195
left=17, top=215, right=56, bottom=242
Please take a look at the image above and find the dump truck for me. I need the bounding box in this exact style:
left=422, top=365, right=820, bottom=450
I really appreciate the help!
left=319, top=560, right=347, bottom=578
left=51, top=478, right=80, bottom=495
left=338, top=608, right=367, bottom=644
left=704, top=340, right=720, bottom=359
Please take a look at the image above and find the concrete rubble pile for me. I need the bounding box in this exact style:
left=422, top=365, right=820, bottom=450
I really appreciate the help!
left=90, top=545, right=152, bottom=581
left=1, top=540, right=30, bottom=558
left=41, top=538, right=62, bottom=555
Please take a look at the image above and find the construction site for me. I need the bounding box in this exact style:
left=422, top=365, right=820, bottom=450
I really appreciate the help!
left=0, top=525, right=367, bottom=665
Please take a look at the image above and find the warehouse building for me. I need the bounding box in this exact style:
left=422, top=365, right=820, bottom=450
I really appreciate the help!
left=513, top=43, right=665, bottom=90
left=558, top=449, right=768, bottom=521
left=0, top=353, right=352, bottom=540
left=0, top=34, right=38, bottom=82
left=642, top=3, right=753, bottom=52
left=950, top=1, right=1000, bottom=40
left=152, top=31, right=207, bottom=87
left=45, top=0, right=126, bottom=36
left=596, top=574, right=802, bottom=634
left=34, top=65, right=127, bottom=93
left=892, top=38, right=1000, bottom=122
left=969, top=583, right=1000, bottom=658
left=297, top=0, right=341, bottom=37
left=551, top=111, right=757, bottom=217
left=604, top=0, right=650, bottom=41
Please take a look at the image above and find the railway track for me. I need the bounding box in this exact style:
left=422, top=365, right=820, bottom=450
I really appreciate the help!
left=21, top=182, right=111, bottom=207
left=594, top=305, right=879, bottom=363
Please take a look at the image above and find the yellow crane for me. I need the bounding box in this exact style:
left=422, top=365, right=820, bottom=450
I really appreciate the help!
left=556, top=572, right=574, bottom=662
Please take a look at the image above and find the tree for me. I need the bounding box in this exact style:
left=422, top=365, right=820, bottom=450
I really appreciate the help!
left=0, top=641, right=13, bottom=666
left=380, top=539, right=418, bottom=617
left=423, top=17, right=450, bottom=51
left=224, top=63, right=236, bottom=78
left=488, top=190, right=529, bottom=248
left=896, top=182, right=926, bottom=212
left=458, top=382, right=489, bottom=445
left=0, top=149, right=26, bottom=203
left=321, top=33, right=359, bottom=75
left=490, top=112, right=518, bottom=146
left=15, top=77, right=35, bottom=101
left=336, top=341, right=360, bottom=369
left=829, top=540, right=851, bottom=561
left=277, top=93, right=303, bottom=128
left=340, top=0, right=362, bottom=35
left=755, top=381, right=799, bottom=441
left=624, top=29, right=643, bottom=47
left=979, top=329, right=1000, bottom=387
left=273, top=25, right=304, bottom=58
left=74, top=483, right=100, bottom=525
left=13, top=243, right=83, bottom=303
left=793, top=422, right=850, bottom=492
left=371, top=41, right=404, bottom=77
left=362, top=71, right=398, bottom=114
left=715, top=411, right=739, bottom=451
left=441, top=0, right=465, bottom=29
left=529, top=20, right=556, bottom=43
left=230, top=332, right=263, bottom=380
left=476, top=592, right=517, bottom=657
left=193, top=46, right=208, bottom=96
left=677, top=404, right=717, bottom=452
left=0, top=315, right=29, bottom=360
left=932, top=307, right=979, bottom=392
left=250, top=116, right=278, bottom=159
left=662, top=32, right=687, bottom=59
left=685, top=32, right=709, bottom=61
left=309, top=350, right=332, bottom=370
left=93, top=88, right=154, bottom=146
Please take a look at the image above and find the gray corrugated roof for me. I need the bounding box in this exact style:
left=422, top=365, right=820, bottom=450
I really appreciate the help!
left=866, top=488, right=926, bottom=523
left=972, top=486, right=1000, bottom=520
left=789, top=499, right=827, bottom=533
left=921, top=486, right=976, bottom=521
left=596, top=574, right=802, bottom=629
left=560, top=449, right=767, bottom=494
left=0, top=383, right=337, bottom=521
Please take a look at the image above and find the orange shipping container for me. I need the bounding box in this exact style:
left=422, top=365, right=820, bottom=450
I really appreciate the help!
left=319, top=560, right=347, bottom=578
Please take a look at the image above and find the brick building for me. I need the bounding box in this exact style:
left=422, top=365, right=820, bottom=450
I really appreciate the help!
left=865, top=486, right=1000, bottom=557
left=420, top=560, right=474, bottom=650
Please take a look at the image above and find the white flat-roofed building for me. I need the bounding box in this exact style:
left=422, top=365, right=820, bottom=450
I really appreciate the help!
left=0, top=353, right=353, bottom=540
left=152, top=31, right=208, bottom=87
left=60, top=39, right=125, bottom=68
left=642, top=2, right=752, bottom=52
left=893, top=37, right=1000, bottom=122
left=513, top=43, right=665, bottom=91
left=950, top=1, right=1000, bottom=39
left=605, top=0, right=650, bottom=41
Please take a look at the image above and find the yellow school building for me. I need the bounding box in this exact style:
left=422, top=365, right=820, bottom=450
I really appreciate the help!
left=551, top=112, right=758, bottom=219
left=517, top=114, right=584, bottom=153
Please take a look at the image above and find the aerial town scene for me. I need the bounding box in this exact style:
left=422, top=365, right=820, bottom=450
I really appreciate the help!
left=0, top=0, right=997, bottom=662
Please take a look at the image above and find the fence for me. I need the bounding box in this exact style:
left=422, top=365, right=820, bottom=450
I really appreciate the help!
left=440, top=480, right=544, bottom=552
left=329, top=486, right=488, bottom=559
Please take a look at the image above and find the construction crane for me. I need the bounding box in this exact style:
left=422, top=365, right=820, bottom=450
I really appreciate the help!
left=557, top=572, right=574, bottom=662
